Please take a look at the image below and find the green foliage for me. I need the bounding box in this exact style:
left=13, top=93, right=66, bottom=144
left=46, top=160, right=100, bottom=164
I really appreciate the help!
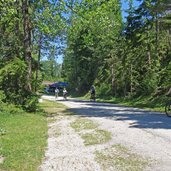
left=1, top=0, right=171, bottom=105
left=23, top=94, right=39, bottom=112
left=137, top=71, right=159, bottom=96
left=0, top=58, right=38, bottom=111
left=160, top=61, right=171, bottom=87
left=63, top=0, right=122, bottom=93
left=96, top=82, right=112, bottom=97
left=0, top=0, right=66, bottom=111
left=41, top=60, right=62, bottom=81
left=0, top=58, right=27, bottom=104
left=62, top=0, right=171, bottom=99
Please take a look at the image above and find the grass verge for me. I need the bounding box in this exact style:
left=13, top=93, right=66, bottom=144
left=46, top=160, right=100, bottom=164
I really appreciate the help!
left=0, top=99, right=68, bottom=171
left=0, top=110, right=47, bottom=171
left=95, top=144, right=149, bottom=171
left=96, top=95, right=168, bottom=113
left=39, top=99, right=67, bottom=115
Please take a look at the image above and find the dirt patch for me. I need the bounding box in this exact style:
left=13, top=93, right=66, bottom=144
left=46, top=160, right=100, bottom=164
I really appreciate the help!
left=0, top=156, right=4, bottom=164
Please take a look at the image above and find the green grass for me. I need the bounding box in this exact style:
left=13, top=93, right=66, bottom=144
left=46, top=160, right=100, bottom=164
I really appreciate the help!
left=0, top=99, right=68, bottom=171
left=96, top=95, right=167, bottom=113
left=70, top=118, right=112, bottom=146
left=70, top=118, right=98, bottom=132
left=40, top=99, right=74, bottom=117
left=81, top=129, right=112, bottom=146
left=95, top=144, right=149, bottom=171
left=39, top=99, right=67, bottom=115
left=0, top=111, right=47, bottom=171
left=39, top=99, right=66, bottom=109
left=76, top=92, right=167, bottom=113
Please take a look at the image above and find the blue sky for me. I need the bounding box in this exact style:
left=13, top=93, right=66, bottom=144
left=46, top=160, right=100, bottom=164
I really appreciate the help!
left=121, top=0, right=141, bottom=20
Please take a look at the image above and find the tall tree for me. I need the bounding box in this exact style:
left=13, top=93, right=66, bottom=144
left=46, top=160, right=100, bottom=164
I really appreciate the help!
left=63, top=0, right=122, bottom=93
left=22, top=0, right=32, bottom=92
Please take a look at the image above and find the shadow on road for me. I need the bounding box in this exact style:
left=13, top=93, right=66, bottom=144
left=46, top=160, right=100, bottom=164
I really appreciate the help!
left=65, top=99, right=171, bottom=130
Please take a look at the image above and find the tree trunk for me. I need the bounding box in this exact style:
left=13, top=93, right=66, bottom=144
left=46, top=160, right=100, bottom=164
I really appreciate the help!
left=22, top=0, right=32, bottom=92
left=130, top=64, right=133, bottom=95
left=35, top=33, right=42, bottom=91
left=168, top=30, right=171, bottom=48
left=146, top=30, right=151, bottom=66
left=111, top=63, right=116, bottom=96
left=155, top=11, right=159, bottom=59
left=15, top=0, right=20, bottom=57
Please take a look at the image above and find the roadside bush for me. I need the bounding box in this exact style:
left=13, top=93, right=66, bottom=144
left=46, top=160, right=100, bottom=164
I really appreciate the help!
left=23, top=94, right=39, bottom=112
left=0, top=58, right=39, bottom=112
left=96, top=82, right=111, bottom=97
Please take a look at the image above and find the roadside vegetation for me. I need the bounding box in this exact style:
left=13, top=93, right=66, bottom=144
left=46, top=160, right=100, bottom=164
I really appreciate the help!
left=95, top=144, right=149, bottom=171
left=0, top=105, right=47, bottom=171
left=39, top=99, right=67, bottom=115
left=79, top=92, right=167, bottom=114
left=96, top=95, right=168, bottom=113
left=71, top=118, right=112, bottom=146
left=0, top=98, right=68, bottom=171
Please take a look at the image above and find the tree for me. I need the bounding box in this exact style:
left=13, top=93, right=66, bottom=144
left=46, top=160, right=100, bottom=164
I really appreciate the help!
left=63, top=0, right=122, bottom=94
left=0, top=0, right=66, bottom=110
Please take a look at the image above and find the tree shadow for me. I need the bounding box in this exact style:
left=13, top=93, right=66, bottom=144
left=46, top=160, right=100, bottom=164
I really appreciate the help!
left=64, top=100, right=171, bottom=130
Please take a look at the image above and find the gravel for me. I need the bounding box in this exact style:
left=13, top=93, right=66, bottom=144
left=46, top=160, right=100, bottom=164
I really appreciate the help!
left=39, top=95, right=171, bottom=171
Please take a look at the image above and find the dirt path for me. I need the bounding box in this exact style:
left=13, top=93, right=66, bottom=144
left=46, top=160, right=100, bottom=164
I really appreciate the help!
left=39, top=116, right=101, bottom=171
left=39, top=95, right=171, bottom=171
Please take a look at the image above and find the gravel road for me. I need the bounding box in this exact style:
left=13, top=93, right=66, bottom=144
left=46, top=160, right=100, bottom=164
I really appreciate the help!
left=39, top=95, right=171, bottom=171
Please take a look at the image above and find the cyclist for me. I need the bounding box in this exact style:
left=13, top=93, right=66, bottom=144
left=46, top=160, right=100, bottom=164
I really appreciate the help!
left=90, top=85, right=96, bottom=101
left=63, top=88, right=68, bottom=100
left=55, top=87, right=59, bottom=99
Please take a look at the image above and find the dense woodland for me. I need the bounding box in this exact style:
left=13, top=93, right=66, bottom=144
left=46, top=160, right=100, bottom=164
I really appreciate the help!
left=0, top=0, right=171, bottom=111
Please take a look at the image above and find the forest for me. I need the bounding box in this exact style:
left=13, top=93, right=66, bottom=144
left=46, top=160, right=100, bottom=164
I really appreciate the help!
left=0, top=0, right=171, bottom=111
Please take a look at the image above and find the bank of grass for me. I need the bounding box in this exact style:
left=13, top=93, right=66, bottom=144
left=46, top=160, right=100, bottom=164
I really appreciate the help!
left=96, top=95, right=167, bottom=113
left=80, top=90, right=167, bottom=112
left=95, top=144, right=149, bottom=171
left=0, top=107, right=47, bottom=171
left=40, top=100, right=73, bottom=125
left=0, top=99, right=68, bottom=171
left=39, top=99, right=67, bottom=114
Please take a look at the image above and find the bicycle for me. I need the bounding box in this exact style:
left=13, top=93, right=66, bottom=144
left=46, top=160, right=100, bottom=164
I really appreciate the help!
left=90, top=93, right=96, bottom=102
